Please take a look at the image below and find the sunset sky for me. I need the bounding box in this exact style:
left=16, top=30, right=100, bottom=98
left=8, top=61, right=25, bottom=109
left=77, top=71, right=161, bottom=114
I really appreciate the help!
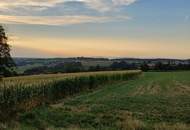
left=0, top=0, right=190, bottom=58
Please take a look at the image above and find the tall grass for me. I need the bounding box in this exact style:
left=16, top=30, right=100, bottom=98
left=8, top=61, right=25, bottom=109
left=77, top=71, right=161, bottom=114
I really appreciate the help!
left=0, top=70, right=141, bottom=119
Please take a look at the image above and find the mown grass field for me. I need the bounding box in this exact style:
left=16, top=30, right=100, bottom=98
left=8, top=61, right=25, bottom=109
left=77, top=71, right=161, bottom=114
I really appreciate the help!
left=6, top=71, right=188, bottom=130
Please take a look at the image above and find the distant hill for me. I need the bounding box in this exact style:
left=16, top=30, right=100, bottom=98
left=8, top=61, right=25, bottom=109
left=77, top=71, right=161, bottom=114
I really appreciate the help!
left=13, top=57, right=190, bottom=75
left=14, top=57, right=190, bottom=67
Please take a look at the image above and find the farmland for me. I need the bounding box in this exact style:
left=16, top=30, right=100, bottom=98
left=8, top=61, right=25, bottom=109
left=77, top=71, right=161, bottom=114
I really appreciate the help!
left=0, top=70, right=141, bottom=123
left=0, top=71, right=190, bottom=129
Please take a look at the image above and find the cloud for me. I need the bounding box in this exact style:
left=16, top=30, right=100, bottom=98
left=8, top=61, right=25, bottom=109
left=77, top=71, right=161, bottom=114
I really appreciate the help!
left=113, top=0, right=136, bottom=6
left=0, top=0, right=137, bottom=12
left=84, top=0, right=137, bottom=12
left=0, top=0, right=64, bottom=10
left=0, top=15, right=129, bottom=26
left=0, top=0, right=136, bottom=25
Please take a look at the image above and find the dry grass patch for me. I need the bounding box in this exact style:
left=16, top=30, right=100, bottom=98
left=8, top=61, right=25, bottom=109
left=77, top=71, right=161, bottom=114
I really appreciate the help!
left=47, top=127, right=95, bottom=130
left=130, top=83, right=161, bottom=96
left=117, top=117, right=145, bottom=130
left=69, top=105, right=89, bottom=113
left=51, top=103, right=89, bottom=113
left=50, top=102, right=65, bottom=109
left=117, top=110, right=145, bottom=130
left=154, top=123, right=190, bottom=130
left=168, top=81, right=190, bottom=96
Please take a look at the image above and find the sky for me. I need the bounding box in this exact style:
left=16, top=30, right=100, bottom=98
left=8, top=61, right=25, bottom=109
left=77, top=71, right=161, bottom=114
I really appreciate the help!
left=0, top=0, right=190, bottom=59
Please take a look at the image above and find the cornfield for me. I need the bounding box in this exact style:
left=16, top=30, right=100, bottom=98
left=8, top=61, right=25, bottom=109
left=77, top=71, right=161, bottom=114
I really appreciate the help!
left=0, top=70, right=142, bottom=112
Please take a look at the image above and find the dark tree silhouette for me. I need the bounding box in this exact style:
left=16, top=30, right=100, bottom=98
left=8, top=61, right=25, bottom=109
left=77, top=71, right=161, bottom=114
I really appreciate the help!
left=140, top=62, right=149, bottom=72
left=0, top=25, right=16, bottom=77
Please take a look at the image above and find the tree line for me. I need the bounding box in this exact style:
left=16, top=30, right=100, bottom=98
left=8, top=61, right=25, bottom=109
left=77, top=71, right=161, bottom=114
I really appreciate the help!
left=141, top=61, right=190, bottom=72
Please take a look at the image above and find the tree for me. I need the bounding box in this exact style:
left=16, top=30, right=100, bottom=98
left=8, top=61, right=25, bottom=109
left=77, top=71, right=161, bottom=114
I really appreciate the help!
left=154, top=62, right=163, bottom=71
left=0, top=25, right=16, bottom=77
left=140, top=62, right=149, bottom=72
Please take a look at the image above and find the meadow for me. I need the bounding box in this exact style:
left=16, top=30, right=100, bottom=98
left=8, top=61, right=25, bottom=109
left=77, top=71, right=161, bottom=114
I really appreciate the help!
left=14, top=71, right=190, bottom=130
left=1, top=71, right=190, bottom=130
left=0, top=70, right=141, bottom=122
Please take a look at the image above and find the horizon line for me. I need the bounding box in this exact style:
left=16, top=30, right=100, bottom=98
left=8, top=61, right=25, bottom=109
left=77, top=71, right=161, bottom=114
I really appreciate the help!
left=13, top=56, right=190, bottom=60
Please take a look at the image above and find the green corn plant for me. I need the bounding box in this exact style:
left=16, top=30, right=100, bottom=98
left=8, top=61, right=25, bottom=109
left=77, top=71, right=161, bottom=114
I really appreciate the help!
left=0, top=70, right=142, bottom=112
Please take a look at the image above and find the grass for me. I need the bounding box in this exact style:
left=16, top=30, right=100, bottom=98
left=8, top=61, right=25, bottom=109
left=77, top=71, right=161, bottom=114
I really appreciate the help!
left=0, top=70, right=141, bottom=123
left=2, top=71, right=190, bottom=130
